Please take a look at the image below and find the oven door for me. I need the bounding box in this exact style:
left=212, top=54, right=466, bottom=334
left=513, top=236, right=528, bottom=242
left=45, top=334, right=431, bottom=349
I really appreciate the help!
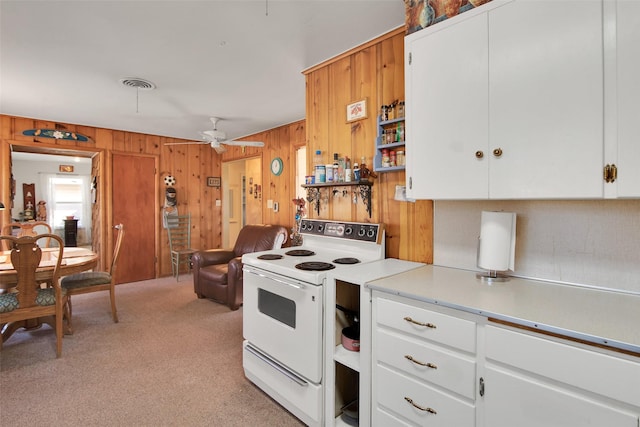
left=243, top=265, right=323, bottom=383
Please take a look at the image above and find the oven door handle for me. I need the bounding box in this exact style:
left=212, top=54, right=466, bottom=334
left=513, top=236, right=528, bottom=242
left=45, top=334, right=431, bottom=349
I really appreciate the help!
left=245, top=268, right=304, bottom=289
left=245, top=344, right=308, bottom=386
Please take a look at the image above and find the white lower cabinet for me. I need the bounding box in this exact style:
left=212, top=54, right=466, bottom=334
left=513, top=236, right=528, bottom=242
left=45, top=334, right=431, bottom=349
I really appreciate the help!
left=371, top=291, right=640, bottom=427
left=372, top=292, right=480, bottom=426
left=484, top=324, right=640, bottom=427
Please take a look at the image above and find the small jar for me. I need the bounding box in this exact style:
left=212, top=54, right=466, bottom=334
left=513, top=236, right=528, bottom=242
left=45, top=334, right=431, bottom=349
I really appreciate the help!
left=396, top=150, right=405, bottom=166
left=381, top=148, right=390, bottom=167
left=397, top=101, right=405, bottom=118
left=385, top=129, right=395, bottom=144
left=389, top=150, right=397, bottom=167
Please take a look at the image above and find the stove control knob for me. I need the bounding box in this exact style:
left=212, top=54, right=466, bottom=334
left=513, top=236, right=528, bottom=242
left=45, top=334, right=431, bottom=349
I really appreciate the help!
left=367, top=228, right=376, bottom=239
left=306, top=223, right=313, bottom=231
left=300, top=222, right=307, bottom=231
left=358, top=227, right=366, bottom=237
left=345, top=226, right=353, bottom=236
left=317, top=224, right=324, bottom=233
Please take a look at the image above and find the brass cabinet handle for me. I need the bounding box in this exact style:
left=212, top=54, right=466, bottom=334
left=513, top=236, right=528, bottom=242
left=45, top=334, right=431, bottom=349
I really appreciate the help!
left=404, top=316, right=436, bottom=328
left=604, top=164, right=618, bottom=183
left=475, top=150, right=484, bottom=159
left=405, top=355, right=437, bottom=369
left=404, top=397, right=437, bottom=414
left=492, top=147, right=503, bottom=157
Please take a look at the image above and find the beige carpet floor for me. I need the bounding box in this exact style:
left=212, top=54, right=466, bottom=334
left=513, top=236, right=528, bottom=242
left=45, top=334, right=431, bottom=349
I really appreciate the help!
left=0, top=275, right=304, bottom=426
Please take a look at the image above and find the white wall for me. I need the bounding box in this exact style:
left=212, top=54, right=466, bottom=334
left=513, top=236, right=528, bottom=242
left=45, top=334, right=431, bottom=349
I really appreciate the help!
left=433, top=200, right=640, bottom=295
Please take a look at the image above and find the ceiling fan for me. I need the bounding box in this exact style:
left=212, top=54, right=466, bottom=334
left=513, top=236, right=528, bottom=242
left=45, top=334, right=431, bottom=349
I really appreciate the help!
left=164, top=117, right=264, bottom=153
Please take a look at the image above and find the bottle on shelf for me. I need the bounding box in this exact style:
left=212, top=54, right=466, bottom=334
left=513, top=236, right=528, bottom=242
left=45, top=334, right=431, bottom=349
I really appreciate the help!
left=345, top=157, right=352, bottom=182
left=353, top=162, right=360, bottom=181
left=314, top=150, right=326, bottom=183
left=333, top=153, right=340, bottom=182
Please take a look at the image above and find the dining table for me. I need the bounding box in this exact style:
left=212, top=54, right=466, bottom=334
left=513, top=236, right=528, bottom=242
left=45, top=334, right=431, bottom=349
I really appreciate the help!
left=0, top=246, right=99, bottom=341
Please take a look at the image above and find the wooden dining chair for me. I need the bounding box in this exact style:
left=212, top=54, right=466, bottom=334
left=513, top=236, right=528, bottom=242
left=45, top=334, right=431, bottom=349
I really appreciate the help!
left=166, top=213, right=197, bottom=281
left=0, top=233, right=68, bottom=358
left=61, top=224, right=125, bottom=332
left=1, top=221, right=54, bottom=249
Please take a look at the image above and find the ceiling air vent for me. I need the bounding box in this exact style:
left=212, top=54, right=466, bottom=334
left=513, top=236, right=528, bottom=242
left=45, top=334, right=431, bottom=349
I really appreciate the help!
left=119, top=77, right=156, bottom=90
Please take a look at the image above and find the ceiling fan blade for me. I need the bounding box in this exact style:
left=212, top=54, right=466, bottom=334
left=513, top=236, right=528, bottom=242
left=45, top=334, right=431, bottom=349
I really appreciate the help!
left=223, top=140, right=265, bottom=147
left=213, top=144, right=227, bottom=154
left=164, top=141, right=209, bottom=146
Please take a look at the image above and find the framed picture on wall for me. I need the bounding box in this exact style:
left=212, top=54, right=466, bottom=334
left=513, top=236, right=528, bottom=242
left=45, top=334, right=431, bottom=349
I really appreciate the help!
left=346, top=98, right=368, bottom=122
left=207, top=177, right=221, bottom=187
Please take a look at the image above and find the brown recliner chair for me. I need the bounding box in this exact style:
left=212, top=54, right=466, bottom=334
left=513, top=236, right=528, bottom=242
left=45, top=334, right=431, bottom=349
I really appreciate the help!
left=192, top=224, right=288, bottom=310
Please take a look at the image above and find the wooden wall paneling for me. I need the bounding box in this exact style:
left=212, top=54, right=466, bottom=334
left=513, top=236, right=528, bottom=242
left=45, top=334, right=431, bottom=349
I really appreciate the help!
left=305, top=67, right=330, bottom=184
left=376, top=32, right=406, bottom=257
left=303, top=28, right=433, bottom=262
left=0, top=133, right=10, bottom=228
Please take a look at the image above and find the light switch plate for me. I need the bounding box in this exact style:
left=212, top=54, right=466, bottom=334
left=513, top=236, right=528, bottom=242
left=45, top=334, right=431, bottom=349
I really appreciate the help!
left=267, top=199, right=273, bottom=209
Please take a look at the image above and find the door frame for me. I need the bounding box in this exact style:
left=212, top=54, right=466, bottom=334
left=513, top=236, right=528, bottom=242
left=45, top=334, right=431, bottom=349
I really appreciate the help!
left=4, top=141, right=107, bottom=271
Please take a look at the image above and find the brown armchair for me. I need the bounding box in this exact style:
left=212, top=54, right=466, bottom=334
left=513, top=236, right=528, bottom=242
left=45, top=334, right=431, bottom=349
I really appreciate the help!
left=192, top=224, right=288, bottom=310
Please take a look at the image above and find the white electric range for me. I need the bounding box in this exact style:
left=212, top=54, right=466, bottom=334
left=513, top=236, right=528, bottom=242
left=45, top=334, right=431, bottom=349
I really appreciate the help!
left=242, top=219, right=385, bottom=427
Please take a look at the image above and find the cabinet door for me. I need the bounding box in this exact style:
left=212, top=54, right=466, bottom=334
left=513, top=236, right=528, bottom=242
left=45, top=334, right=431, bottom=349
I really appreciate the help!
left=488, top=0, right=604, bottom=199
left=485, top=366, right=639, bottom=427
left=405, top=12, right=489, bottom=199
left=615, top=0, right=640, bottom=197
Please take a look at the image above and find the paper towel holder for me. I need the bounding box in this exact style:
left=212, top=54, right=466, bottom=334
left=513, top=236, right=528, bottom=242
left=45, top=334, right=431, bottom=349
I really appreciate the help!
left=476, top=241, right=511, bottom=282
left=476, top=270, right=510, bottom=283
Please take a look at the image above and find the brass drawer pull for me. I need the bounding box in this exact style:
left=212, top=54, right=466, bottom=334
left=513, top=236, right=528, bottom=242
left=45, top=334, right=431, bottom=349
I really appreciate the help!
left=404, top=397, right=437, bottom=414
left=404, top=355, right=437, bottom=369
left=492, top=147, right=503, bottom=157
left=475, top=150, right=484, bottom=159
left=404, top=316, right=436, bottom=329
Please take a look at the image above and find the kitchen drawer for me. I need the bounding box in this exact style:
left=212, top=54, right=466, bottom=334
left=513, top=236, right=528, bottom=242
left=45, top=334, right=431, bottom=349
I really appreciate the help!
left=376, top=364, right=475, bottom=427
left=486, top=324, right=640, bottom=407
left=373, top=407, right=413, bottom=427
left=375, top=297, right=476, bottom=353
left=376, top=328, right=476, bottom=399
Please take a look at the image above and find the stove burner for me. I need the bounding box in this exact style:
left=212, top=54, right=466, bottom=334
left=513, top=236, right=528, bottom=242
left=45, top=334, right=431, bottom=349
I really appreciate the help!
left=257, top=254, right=284, bottom=260
left=286, top=249, right=316, bottom=257
left=295, top=261, right=335, bottom=271
left=333, top=257, right=361, bottom=265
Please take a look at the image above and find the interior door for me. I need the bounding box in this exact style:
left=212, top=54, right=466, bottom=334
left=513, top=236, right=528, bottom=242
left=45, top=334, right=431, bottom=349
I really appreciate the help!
left=112, top=153, right=156, bottom=283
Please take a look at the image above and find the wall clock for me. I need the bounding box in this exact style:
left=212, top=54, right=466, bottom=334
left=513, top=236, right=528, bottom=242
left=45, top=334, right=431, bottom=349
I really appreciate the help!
left=270, top=157, right=283, bottom=176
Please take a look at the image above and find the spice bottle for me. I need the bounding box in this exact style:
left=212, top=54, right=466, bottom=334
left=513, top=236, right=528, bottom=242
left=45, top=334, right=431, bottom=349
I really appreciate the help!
left=345, top=157, right=352, bottom=182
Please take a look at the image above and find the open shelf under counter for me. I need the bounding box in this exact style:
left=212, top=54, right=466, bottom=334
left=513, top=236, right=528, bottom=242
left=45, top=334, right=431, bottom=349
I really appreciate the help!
left=334, top=344, right=360, bottom=372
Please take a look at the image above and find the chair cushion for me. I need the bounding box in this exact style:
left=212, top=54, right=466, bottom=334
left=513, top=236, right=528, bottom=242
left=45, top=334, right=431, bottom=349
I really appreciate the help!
left=62, top=271, right=112, bottom=290
left=0, top=288, right=64, bottom=312
left=0, top=293, right=18, bottom=313
left=198, top=264, right=228, bottom=284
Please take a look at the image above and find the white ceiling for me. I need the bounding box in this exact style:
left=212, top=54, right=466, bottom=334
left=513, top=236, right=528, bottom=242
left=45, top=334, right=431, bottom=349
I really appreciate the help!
left=1, top=1, right=405, bottom=143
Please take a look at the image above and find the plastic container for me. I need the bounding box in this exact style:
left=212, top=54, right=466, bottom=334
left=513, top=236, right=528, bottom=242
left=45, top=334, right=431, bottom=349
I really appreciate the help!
left=325, top=164, right=334, bottom=182
left=315, top=165, right=326, bottom=183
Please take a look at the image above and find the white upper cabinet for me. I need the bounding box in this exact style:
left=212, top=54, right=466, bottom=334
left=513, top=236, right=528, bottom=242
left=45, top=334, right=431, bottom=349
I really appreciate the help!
left=488, top=0, right=604, bottom=199
left=607, top=0, right=640, bottom=197
left=406, top=0, right=612, bottom=200
left=405, top=11, right=489, bottom=200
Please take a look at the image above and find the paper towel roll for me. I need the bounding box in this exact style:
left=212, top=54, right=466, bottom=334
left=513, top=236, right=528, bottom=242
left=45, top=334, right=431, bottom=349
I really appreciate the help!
left=477, top=211, right=516, bottom=272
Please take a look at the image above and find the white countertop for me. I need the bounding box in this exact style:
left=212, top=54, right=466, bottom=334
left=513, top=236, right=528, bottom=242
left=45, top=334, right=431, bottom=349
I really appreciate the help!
left=365, top=263, right=640, bottom=354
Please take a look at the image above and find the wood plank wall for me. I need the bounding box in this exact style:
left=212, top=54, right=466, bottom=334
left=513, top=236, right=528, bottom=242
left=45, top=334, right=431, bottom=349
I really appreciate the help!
left=0, top=115, right=305, bottom=277
left=304, top=27, right=433, bottom=262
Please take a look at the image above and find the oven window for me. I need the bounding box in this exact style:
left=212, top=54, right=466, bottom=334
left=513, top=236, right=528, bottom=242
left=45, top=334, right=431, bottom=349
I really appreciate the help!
left=258, top=288, right=296, bottom=328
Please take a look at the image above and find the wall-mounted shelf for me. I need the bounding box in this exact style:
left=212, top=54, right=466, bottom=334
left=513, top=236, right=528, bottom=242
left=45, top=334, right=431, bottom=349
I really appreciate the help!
left=374, top=115, right=406, bottom=172
left=302, top=181, right=373, bottom=218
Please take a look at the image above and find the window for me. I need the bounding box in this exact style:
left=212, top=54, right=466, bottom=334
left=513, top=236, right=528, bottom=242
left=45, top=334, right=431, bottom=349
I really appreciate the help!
left=49, top=177, right=84, bottom=227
